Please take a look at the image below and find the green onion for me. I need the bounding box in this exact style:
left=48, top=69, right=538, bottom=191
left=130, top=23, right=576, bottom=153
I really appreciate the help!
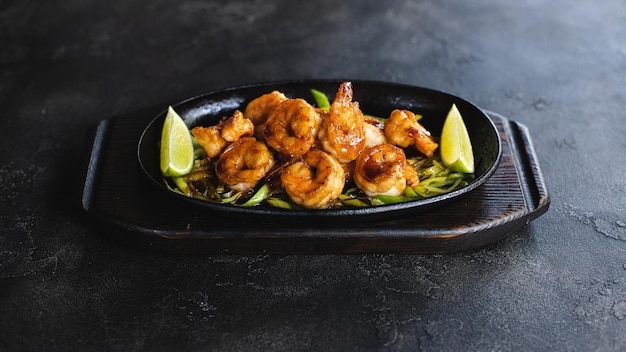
left=374, top=195, right=414, bottom=204
left=310, top=89, right=330, bottom=112
left=221, top=191, right=241, bottom=203
left=342, top=198, right=369, bottom=207
left=172, top=177, right=190, bottom=196
left=419, top=176, right=448, bottom=187
left=267, top=197, right=292, bottom=209
left=337, top=194, right=352, bottom=200
left=241, top=184, right=270, bottom=207
left=404, top=186, right=418, bottom=198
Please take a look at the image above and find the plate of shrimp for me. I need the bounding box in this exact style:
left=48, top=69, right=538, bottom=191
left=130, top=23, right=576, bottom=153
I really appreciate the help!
left=138, top=80, right=501, bottom=222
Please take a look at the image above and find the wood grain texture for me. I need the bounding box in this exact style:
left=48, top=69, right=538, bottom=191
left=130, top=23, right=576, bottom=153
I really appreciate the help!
left=77, top=108, right=549, bottom=254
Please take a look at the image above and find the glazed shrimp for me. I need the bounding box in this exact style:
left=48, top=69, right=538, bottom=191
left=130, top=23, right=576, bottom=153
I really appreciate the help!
left=318, top=81, right=366, bottom=163
left=221, top=110, right=254, bottom=142
left=191, top=125, right=227, bottom=159
left=243, top=90, right=289, bottom=126
left=384, top=109, right=438, bottom=157
left=262, top=98, right=322, bottom=158
left=353, top=144, right=409, bottom=197
left=404, top=161, right=420, bottom=186
left=280, top=150, right=345, bottom=209
left=215, top=137, right=275, bottom=191
left=363, top=117, right=388, bottom=148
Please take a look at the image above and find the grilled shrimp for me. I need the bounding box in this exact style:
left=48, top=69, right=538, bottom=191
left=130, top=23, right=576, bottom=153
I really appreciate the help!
left=280, top=150, right=345, bottom=209
left=353, top=144, right=409, bottom=197
left=244, top=90, right=289, bottom=140
left=221, top=110, right=254, bottom=142
left=363, top=117, right=388, bottom=148
left=243, top=90, right=289, bottom=125
left=191, top=125, right=227, bottom=159
left=262, top=98, right=322, bottom=158
left=404, top=160, right=420, bottom=187
left=384, top=109, right=438, bottom=157
left=191, top=110, right=254, bottom=158
left=318, top=81, right=366, bottom=163
left=215, top=137, right=275, bottom=191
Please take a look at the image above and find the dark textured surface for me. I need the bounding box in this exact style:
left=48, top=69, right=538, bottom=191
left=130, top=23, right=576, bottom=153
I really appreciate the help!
left=1, top=1, right=625, bottom=351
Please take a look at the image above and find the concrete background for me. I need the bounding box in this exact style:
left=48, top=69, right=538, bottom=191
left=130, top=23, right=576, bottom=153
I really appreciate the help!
left=1, top=0, right=625, bottom=351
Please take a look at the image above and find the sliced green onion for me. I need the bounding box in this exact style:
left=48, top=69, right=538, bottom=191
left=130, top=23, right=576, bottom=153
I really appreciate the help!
left=374, top=195, right=414, bottom=204
left=404, top=186, right=418, bottom=198
left=413, top=185, right=429, bottom=198
left=267, top=197, right=292, bottom=209
left=419, top=176, right=448, bottom=187
left=310, top=89, right=331, bottom=112
left=446, top=172, right=466, bottom=180
left=164, top=177, right=185, bottom=196
left=172, top=177, right=191, bottom=196
left=422, top=186, right=449, bottom=195
left=221, top=191, right=241, bottom=203
left=342, top=198, right=369, bottom=207
left=337, top=194, right=352, bottom=200
left=443, top=177, right=464, bottom=192
left=241, top=184, right=270, bottom=207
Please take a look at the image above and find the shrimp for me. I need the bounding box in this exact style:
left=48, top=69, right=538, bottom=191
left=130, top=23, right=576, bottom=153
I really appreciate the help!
left=280, top=150, right=345, bottom=209
left=363, top=117, right=388, bottom=148
left=353, top=144, right=409, bottom=197
left=262, top=98, right=322, bottom=158
left=215, top=137, right=275, bottom=191
left=191, top=110, right=254, bottom=158
left=318, top=81, right=366, bottom=163
left=404, top=161, right=420, bottom=186
left=384, top=109, right=438, bottom=157
left=221, top=110, right=254, bottom=142
left=191, top=125, right=227, bottom=159
left=244, top=90, right=289, bottom=126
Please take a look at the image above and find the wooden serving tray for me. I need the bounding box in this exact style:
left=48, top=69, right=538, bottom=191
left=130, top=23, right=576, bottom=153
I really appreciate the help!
left=75, top=107, right=550, bottom=254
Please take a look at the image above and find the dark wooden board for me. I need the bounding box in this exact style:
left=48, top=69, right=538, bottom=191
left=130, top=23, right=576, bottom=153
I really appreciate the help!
left=75, top=107, right=549, bottom=254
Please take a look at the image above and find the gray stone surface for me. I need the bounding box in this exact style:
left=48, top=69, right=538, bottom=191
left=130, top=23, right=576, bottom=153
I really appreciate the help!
left=1, top=0, right=626, bottom=351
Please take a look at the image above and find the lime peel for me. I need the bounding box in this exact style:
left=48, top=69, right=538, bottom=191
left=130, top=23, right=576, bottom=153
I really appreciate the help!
left=440, top=104, right=474, bottom=174
left=160, top=106, right=195, bottom=177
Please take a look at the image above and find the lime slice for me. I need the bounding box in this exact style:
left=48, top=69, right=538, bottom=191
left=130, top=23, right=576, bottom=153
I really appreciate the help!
left=440, top=104, right=474, bottom=173
left=160, top=106, right=194, bottom=177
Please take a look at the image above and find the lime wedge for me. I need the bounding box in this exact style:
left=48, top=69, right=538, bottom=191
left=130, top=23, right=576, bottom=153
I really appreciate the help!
left=160, top=106, right=194, bottom=177
left=440, top=104, right=474, bottom=173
